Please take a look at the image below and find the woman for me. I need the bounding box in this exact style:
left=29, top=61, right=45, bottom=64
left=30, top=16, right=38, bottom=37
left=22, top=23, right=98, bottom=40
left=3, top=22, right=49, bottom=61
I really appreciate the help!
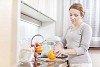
left=54, top=3, right=92, bottom=67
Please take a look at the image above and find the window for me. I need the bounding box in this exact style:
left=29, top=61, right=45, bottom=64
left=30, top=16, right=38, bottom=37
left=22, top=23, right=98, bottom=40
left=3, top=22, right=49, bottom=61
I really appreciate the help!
left=64, top=0, right=100, bottom=37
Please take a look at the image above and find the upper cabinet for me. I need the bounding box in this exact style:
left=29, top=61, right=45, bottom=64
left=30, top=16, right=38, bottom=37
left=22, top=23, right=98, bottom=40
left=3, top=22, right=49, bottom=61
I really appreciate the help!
left=21, top=0, right=57, bottom=26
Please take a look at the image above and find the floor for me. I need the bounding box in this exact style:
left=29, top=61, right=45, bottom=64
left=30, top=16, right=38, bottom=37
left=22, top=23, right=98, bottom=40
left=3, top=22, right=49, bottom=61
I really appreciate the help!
left=89, top=50, right=100, bottom=67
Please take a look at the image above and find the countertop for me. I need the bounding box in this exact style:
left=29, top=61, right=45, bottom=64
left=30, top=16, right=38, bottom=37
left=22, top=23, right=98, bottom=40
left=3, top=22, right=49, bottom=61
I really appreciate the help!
left=89, top=47, right=100, bottom=50
left=18, top=58, right=68, bottom=67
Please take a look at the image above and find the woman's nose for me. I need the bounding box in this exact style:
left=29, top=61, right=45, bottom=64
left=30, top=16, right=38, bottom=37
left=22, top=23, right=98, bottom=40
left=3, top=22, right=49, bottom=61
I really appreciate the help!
left=71, top=16, right=75, bottom=19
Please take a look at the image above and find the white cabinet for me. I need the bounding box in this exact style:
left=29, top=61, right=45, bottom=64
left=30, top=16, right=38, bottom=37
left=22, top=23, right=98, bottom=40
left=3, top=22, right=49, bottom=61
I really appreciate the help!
left=21, top=0, right=57, bottom=22
left=38, top=0, right=57, bottom=20
left=21, top=1, right=56, bottom=26
left=44, top=0, right=57, bottom=20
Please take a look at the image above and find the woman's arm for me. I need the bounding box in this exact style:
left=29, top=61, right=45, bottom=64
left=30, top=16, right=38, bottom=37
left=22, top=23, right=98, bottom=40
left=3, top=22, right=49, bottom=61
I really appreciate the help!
left=62, top=49, right=77, bottom=55
left=63, top=25, right=92, bottom=55
left=75, top=25, right=92, bottom=55
left=61, top=26, right=72, bottom=48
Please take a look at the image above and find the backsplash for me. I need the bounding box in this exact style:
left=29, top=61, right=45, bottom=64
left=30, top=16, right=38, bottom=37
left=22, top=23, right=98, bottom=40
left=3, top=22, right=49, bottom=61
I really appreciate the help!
left=17, top=19, right=39, bottom=51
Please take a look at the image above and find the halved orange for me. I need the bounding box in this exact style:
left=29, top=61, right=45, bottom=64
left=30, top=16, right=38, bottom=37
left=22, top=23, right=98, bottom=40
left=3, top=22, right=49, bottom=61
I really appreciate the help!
left=47, top=50, right=56, bottom=60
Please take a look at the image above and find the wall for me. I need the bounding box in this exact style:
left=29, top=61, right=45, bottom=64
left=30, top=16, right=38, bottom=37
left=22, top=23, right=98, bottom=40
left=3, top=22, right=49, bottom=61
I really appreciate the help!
left=39, top=22, right=55, bottom=39
left=0, top=0, right=18, bottom=67
left=89, top=50, right=100, bottom=67
left=63, top=0, right=72, bottom=35
left=55, top=0, right=63, bottom=37
left=17, top=20, right=39, bottom=53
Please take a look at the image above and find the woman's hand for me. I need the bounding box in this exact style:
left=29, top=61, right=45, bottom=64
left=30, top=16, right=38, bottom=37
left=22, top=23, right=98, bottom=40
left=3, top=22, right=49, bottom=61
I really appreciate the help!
left=54, top=49, right=65, bottom=57
left=53, top=43, right=65, bottom=57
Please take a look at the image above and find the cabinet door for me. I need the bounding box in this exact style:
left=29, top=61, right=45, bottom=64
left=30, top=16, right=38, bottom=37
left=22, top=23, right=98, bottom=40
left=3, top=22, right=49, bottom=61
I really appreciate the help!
left=34, top=0, right=57, bottom=20
left=22, top=0, right=57, bottom=21
left=42, top=0, right=57, bottom=20
left=46, top=0, right=57, bottom=20
left=22, top=0, right=34, bottom=7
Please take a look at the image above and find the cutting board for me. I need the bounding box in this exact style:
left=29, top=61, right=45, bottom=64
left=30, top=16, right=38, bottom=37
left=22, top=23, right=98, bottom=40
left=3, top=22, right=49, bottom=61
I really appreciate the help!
left=37, top=58, right=68, bottom=67
left=38, top=58, right=66, bottom=62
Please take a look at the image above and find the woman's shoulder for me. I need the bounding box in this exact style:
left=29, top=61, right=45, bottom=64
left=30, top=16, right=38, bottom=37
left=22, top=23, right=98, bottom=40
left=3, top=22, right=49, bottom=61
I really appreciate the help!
left=81, top=23, right=91, bottom=29
left=81, top=22, right=92, bottom=32
left=64, top=26, right=72, bottom=34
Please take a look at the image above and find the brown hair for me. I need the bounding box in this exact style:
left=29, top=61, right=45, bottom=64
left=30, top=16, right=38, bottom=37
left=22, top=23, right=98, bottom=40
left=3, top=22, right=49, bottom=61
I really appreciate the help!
left=69, top=3, right=85, bottom=17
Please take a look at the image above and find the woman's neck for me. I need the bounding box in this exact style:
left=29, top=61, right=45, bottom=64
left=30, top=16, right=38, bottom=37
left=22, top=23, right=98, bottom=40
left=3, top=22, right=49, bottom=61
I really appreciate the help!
left=73, top=20, right=83, bottom=28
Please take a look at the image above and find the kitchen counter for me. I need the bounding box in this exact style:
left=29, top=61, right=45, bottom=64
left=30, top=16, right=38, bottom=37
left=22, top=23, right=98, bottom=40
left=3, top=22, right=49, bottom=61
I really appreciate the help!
left=18, top=58, right=68, bottom=67
left=89, top=47, right=100, bottom=50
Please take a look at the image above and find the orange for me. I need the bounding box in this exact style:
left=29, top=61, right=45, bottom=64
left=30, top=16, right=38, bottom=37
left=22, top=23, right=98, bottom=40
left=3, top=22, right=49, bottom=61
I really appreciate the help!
left=35, top=46, right=43, bottom=53
left=47, top=50, right=56, bottom=60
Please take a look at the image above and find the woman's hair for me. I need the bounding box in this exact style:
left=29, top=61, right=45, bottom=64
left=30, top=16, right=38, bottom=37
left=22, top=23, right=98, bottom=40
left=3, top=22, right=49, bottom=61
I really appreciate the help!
left=69, top=3, right=85, bottom=17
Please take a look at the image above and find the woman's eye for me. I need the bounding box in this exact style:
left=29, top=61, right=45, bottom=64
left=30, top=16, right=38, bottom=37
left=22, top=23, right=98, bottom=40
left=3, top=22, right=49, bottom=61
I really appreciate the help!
left=74, top=14, right=78, bottom=17
left=70, top=14, right=72, bottom=16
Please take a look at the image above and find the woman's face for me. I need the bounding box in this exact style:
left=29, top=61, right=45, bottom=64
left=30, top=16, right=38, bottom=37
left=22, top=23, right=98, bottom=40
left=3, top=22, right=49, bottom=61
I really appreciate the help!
left=69, top=8, right=82, bottom=25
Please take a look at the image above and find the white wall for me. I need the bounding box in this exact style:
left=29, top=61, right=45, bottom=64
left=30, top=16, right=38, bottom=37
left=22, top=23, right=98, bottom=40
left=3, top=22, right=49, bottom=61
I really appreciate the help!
left=0, top=0, right=18, bottom=67
left=63, top=0, right=71, bottom=35
left=55, top=0, right=63, bottom=37
left=17, top=20, right=39, bottom=52
left=39, top=22, right=55, bottom=39
left=89, top=50, right=100, bottom=67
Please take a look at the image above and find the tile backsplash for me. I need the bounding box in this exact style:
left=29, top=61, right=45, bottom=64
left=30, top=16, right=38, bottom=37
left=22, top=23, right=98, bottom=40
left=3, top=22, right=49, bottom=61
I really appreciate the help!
left=17, top=20, right=39, bottom=51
